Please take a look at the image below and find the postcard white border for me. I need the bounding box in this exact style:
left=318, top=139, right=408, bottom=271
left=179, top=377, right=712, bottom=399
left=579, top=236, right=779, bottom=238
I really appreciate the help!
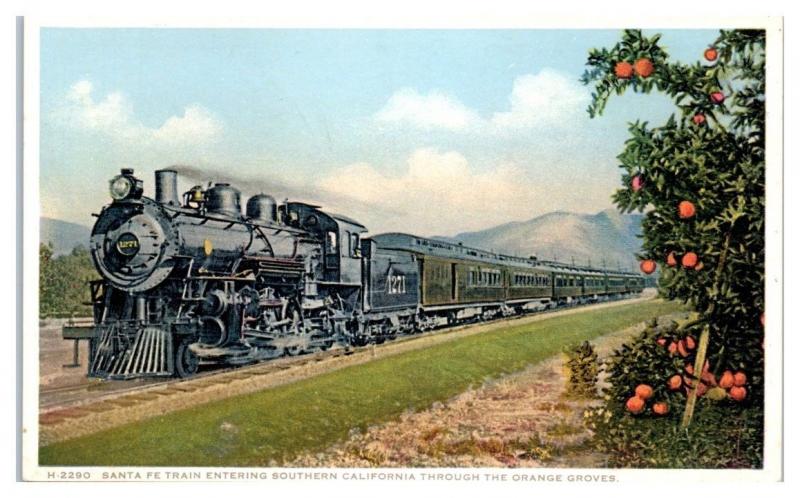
left=19, top=13, right=784, bottom=488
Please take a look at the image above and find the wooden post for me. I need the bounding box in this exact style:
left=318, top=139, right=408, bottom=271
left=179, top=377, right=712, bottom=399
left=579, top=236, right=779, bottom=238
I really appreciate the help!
left=681, top=324, right=710, bottom=428
left=680, top=229, right=733, bottom=429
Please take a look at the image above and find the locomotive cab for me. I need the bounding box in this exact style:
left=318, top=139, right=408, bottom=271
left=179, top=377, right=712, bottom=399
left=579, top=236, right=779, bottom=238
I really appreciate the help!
left=282, top=202, right=366, bottom=285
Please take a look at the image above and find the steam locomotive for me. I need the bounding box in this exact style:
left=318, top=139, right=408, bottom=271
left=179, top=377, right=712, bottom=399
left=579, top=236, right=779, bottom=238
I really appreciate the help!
left=63, top=168, right=645, bottom=379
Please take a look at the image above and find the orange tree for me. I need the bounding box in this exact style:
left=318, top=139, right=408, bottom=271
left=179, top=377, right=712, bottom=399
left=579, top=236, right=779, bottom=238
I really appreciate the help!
left=581, top=30, right=765, bottom=429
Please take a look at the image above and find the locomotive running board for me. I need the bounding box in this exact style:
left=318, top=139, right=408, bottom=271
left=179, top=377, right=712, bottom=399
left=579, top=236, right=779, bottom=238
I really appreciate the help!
left=90, top=326, right=174, bottom=379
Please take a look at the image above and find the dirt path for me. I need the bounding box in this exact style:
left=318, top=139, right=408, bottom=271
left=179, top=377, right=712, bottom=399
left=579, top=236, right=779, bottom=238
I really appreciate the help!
left=289, top=311, right=686, bottom=468
left=39, top=292, right=659, bottom=446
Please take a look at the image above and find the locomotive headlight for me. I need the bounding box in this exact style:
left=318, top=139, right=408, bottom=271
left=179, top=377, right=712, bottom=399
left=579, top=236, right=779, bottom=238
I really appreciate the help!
left=109, top=175, right=133, bottom=200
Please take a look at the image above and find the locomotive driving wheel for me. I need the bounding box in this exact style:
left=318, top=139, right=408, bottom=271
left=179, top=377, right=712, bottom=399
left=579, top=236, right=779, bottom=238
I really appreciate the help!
left=281, top=302, right=305, bottom=356
left=174, top=337, right=199, bottom=378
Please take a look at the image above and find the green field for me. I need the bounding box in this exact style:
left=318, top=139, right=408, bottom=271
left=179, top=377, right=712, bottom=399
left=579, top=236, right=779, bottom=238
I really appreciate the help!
left=40, top=299, right=681, bottom=466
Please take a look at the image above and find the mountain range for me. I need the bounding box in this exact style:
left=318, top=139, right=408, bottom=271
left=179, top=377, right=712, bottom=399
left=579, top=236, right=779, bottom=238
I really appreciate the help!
left=40, top=217, right=92, bottom=256
left=435, top=209, right=644, bottom=272
left=40, top=209, right=644, bottom=270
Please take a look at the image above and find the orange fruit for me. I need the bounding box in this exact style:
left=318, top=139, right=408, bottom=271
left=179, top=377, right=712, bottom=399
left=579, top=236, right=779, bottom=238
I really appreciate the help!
left=733, top=371, right=747, bottom=387
left=634, top=58, right=654, bottom=78
left=710, top=91, right=726, bottom=104
left=666, top=252, right=677, bottom=267
left=635, top=384, right=654, bottom=400
left=692, top=113, right=706, bottom=125
left=719, top=370, right=735, bottom=389
left=695, top=382, right=708, bottom=397
left=707, top=387, right=728, bottom=400
left=694, top=261, right=705, bottom=271
left=656, top=337, right=667, bottom=347
left=668, top=342, right=678, bottom=355
left=704, top=47, right=718, bottom=61
left=668, top=375, right=682, bottom=390
left=615, top=61, right=634, bottom=79
left=652, top=401, right=669, bottom=415
left=701, top=371, right=717, bottom=387
left=729, top=386, right=747, bottom=401
left=631, top=174, right=644, bottom=192
left=640, top=260, right=657, bottom=274
left=626, top=395, right=645, bottom=414
left=685, top=363, right=694, bottom=375
left=682, top=252, right=698, bottom=268
left=684, top=336, right=696, bottom=350
left=677, top=340, right=689, bottom=357
left=678, top=200, right=696, bottom=219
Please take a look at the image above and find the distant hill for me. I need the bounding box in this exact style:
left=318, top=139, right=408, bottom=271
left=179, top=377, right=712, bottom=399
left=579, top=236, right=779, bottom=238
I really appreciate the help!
left=437, top=209, right=645, bottom=272
left=40, top=217, right=92, bottom=256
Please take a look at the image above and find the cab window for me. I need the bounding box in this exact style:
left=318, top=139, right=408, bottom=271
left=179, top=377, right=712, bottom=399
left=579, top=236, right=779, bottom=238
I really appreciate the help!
left=326, top=231, right=338, bottom=252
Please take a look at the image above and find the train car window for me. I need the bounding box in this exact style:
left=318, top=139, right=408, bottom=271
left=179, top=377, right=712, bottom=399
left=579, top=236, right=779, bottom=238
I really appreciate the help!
left=351, top=233, right=361, bottom=257
left=326, top=231, right=338, bottom=252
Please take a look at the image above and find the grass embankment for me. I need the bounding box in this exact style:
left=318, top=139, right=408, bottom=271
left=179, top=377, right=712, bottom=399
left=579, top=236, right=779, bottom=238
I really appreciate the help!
left=41, top=299, right=681, bottom=466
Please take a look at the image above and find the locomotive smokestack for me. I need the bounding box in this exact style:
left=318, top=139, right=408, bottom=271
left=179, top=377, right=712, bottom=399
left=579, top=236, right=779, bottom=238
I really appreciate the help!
left=155, top=169, right=179, bottom=206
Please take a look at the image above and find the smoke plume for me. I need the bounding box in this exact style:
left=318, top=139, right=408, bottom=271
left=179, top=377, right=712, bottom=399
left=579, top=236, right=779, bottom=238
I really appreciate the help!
left=169, top=164, right=403, bottom=218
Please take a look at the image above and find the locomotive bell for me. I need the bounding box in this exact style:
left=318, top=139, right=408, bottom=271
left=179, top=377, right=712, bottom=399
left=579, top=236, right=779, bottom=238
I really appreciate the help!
left=206, top=183, right=242, bottom=218
left=246, top=194, right=278, bottom=222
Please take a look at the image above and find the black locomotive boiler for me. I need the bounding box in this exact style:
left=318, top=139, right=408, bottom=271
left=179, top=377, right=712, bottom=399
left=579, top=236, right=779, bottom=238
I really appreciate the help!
left=63, top=168, right=645, bottom=379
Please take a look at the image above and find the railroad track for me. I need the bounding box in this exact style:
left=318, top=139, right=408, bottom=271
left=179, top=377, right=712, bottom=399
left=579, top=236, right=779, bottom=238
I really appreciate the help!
left=40, top=293, right=652, bottom=414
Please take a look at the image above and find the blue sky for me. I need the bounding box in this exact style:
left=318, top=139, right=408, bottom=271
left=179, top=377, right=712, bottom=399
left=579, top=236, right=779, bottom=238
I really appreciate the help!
left=40, top=28, right=719, bottom=235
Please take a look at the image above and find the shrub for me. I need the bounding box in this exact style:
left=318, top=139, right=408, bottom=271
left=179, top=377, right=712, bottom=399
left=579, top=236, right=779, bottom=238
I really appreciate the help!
left=563, top=341, right=599, bottom=398
left=39, top=243, right=98, bottom=317
left=584, top=318, right=763, bottom=467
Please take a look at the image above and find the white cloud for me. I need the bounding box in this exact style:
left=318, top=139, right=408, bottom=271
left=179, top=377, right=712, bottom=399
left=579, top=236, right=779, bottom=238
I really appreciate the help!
left=489, top=69, right=589, bottom=130
left=374, top=69, right=589, bottom=134
left=60, top=80, right=222, bottom=145
left=374, top=88, right=479, bottom=131
left=152, top=105, right=222, bottom=144
left=317, top=147, right=613, bottom=236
